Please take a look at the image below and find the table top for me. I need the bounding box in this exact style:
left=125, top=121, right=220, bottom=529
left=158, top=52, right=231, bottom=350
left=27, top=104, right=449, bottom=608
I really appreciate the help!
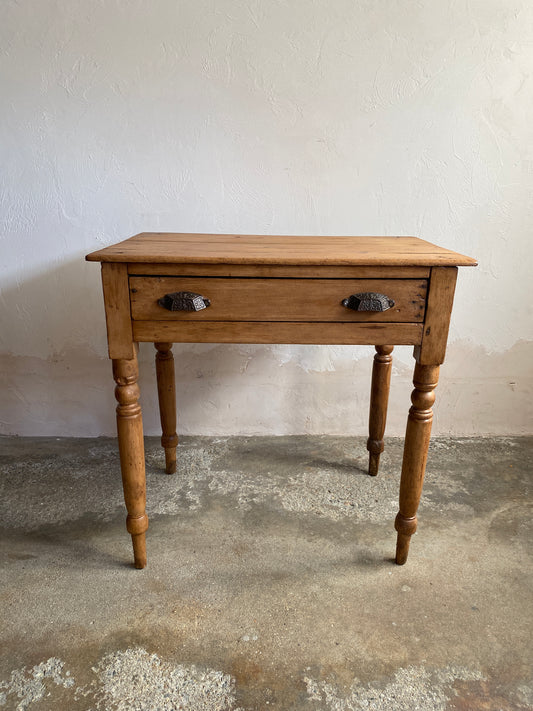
left=86, top=233, right=477, bottom=267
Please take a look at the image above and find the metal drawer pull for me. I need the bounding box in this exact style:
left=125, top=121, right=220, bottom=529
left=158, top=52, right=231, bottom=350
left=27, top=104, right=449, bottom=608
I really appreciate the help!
left=341, top=292, right=395, bottom=312
left=158, top=291, right=211, bottom=312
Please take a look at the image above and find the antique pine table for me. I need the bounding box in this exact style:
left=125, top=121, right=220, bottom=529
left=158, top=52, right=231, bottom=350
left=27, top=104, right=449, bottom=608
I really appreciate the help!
left=86, top=234, right=477, bottom=569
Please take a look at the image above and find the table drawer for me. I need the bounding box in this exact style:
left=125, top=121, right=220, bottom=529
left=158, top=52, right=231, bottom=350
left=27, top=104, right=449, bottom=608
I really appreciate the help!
left=129, top=276, right=427, bottom=322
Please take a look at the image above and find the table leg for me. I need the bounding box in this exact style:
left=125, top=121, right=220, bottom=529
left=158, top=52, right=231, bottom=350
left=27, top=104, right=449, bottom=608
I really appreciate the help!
left=367, top=345, right=393, bottom=476
left=112, top=348, right=148, bottom=569
left=395, top=362, right=439, bottom=564
left=154, top=342, right=178, bottom=474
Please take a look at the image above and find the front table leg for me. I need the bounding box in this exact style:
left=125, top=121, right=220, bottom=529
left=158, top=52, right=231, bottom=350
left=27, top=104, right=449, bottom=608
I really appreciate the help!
left=112, top=350, right=148, bottom=569
left=395, top=362, right=439, bottom=565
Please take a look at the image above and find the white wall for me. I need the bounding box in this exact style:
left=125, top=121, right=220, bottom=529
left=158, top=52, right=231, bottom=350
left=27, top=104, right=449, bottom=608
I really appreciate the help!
left=1, top=0, right=532, bottom=437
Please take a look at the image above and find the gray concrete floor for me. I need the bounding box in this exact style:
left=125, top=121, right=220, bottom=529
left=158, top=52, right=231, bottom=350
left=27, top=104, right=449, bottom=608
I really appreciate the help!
left=0, top=435, right=532, bottom=710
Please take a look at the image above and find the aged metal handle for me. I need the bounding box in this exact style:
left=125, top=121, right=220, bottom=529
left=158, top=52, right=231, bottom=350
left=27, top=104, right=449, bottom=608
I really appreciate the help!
left=341, top=292, right=395, bottom=312
left=158, top=291, right=211, bottom=312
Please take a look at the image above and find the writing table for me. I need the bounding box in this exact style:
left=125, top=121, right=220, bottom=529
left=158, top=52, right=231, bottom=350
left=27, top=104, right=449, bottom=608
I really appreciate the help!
left=86, top=234, right=477, bottom=568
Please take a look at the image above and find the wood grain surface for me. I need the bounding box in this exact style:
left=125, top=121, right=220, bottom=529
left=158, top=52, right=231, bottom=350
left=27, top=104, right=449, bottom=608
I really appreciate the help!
left=367, top=345, right=394, bottom=477
left=414, top=267, right=458, bottom=365
left=132, top=320, right=423, bottom=345
left=100, top=263, right=135, bottom=360
left=127, top=263, right=431, bottom=279
left=129, top=277, right=427, bottom=322
left=89, top=232, right=476, bottom=568
left=86, top=233, right=478, bottom=267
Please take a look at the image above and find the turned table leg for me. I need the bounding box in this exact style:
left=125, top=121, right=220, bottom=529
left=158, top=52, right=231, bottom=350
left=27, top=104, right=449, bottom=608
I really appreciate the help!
left=367, top=345, right=393, bottom=476
left=154, top=342, right=178, bottom=474
left=395, top=362, right=439, bottom=565
left=112, top=349, right=148, bottom=569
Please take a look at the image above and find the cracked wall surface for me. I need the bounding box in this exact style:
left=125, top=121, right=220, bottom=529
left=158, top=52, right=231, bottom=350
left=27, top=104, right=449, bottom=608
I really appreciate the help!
left=1, top=0, right=532, bottom=436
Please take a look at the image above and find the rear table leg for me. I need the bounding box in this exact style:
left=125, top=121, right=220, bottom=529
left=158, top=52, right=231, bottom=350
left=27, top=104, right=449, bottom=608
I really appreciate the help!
left=367, top=345, right=393, bottom=476
left=154, top=342, right=178, bottom=474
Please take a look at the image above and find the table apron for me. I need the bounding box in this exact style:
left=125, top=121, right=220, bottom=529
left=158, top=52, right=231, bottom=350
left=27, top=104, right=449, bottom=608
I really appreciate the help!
left=131, top=321, right=423, bottom=345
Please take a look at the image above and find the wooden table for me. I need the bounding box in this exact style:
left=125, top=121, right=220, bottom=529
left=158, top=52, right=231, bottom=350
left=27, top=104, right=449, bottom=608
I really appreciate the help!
left=86, top=234, right=476, bottom=568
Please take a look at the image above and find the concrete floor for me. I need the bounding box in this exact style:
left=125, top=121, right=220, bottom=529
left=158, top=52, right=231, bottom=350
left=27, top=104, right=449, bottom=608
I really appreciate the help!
left=0, top=435, right=532, bottom=710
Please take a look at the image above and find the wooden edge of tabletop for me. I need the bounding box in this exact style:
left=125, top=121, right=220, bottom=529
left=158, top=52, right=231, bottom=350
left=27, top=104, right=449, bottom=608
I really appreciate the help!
left=85, top=234, right=478, bottom=267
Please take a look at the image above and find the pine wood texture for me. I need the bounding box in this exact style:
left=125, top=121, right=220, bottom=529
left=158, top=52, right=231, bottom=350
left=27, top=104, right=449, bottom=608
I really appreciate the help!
left=86, top=233, right=478, bottom=267
left=394, top=363, right=440, bottom=565
left=127, top=263, right=430, bottom=279
left=112, top=349, right=148, bottom=569
left=132, top=321, right=424, bottom=345
left=367, top=346, right=394, bottom=476
left=415, top=267, right=458, bottom=365
left=87, top=232, right=476, bottom=568
left=130, top=277, right=427, bottom=323
left=101, top=263, right=134, bottom=360
left=154, top=343, right=178, bottom=475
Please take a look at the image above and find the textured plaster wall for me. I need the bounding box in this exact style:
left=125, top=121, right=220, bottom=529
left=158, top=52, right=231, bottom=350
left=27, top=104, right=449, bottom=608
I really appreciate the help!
left=1, top=0, right=532, bottom=436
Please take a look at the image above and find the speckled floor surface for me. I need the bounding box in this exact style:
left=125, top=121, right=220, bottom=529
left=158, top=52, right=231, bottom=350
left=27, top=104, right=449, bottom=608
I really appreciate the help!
left=1, top=436, right=532, bottom=710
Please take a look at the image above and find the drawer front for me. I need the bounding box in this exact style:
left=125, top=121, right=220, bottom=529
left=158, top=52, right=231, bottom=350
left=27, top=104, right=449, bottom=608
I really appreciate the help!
left=130, top=277, right=427, bottom=322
